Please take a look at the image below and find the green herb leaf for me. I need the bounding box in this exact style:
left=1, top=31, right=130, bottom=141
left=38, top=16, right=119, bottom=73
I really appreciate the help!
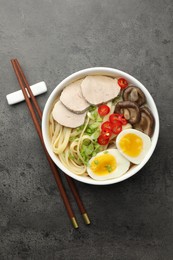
left=89, top=105, right=97, bottom=112
left=94, top=160, right=99, bottom=165
left=105, top=164, right=113, bottom=173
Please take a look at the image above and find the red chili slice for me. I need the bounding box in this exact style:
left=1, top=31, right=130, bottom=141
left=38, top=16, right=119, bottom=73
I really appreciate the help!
left=109, top=114, right=121, bottom=124
left=120, top=117, right=127, bottom=125
left=98, top=105, right=110, bottom=116
left=114, top=113, right=127, bottom=125
left=118, top=78, right=128, bottom=89
left=111, top=121, right=122, bottom=135
left=101, top=129, right=112, bottom=139
left=97, top=134, right=110, bottom=145
left=101, top=121, right=112, bottom=131
left=109, top=113, right=127, bottom=125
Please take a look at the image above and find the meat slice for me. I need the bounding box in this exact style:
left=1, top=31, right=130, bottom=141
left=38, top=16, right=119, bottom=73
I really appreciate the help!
left=52, top=101, right=86, bottom=128
left=81, top=75, right=121, bottom=105
left=60, top=79, right=90, bottom=113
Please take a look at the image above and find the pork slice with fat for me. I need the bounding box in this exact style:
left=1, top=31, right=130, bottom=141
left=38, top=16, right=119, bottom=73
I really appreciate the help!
left=60, top=79, right=90, bottom=113
left=81, top=75, right=121, bottom=105
left=52, top=101, right=86, bottom=128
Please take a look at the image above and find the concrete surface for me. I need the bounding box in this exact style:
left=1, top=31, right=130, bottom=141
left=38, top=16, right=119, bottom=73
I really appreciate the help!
left=0, top=0, right=173, bottom=259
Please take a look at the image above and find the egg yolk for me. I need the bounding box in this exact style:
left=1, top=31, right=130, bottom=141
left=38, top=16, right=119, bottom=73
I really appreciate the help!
left=119, top=133, right=143, bottom=157
left=90, top=154, right=117, bottom=175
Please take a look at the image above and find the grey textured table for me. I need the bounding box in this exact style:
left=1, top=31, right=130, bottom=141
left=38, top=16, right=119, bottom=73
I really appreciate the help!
left=0, top=0, right=172, bottom=259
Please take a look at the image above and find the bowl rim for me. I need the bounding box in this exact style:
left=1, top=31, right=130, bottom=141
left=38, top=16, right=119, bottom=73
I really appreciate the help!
left=42, top=67, right=160, bottom=185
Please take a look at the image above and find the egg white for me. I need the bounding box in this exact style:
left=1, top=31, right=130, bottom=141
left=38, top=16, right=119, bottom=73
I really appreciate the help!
left=87, top=149, right=130, bottom=181
left=116, top=129, right=151, bottom=164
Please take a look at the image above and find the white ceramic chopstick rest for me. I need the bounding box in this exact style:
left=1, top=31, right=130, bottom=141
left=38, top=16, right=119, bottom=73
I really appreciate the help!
left=6, top=81, right=47, bottom=105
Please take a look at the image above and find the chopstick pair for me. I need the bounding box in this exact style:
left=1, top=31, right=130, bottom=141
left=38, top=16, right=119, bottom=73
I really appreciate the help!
left=11, top=59, right=90, bottom=228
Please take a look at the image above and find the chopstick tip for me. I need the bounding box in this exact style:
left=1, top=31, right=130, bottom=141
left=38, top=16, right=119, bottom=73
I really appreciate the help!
left=82, top=213, right=91, bottom=225
left=71, top=217, right=79, bottom=229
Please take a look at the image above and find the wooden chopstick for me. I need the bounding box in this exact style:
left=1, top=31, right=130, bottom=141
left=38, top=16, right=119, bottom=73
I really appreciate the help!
left=11, top=59, right=90, bottom=227
left=14, top=59, right=90, bottom=225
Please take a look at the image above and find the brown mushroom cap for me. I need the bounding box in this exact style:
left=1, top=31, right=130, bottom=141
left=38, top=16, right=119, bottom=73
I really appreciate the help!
left=115, top=101, right=141, bottom=124
left=133, top=106, right=155, bottom=137
left=123, top=86, right=146, bottom=106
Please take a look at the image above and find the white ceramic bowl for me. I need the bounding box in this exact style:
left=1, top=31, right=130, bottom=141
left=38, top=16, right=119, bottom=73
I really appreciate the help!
left=42, top=67, right=159, bottom=185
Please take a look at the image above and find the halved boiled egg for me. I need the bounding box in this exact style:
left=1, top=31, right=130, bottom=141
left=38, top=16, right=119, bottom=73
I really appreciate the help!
left=116, top=129, right=151, bottom=164
left=87, top=149, right=130, bottom=181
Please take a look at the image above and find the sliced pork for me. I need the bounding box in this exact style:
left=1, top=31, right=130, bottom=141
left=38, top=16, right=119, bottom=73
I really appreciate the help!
left=52, top=101, right=86, bottom=128
left=60, top=79, right=90, bottom=114
left=81, top=75, right=121, bottom=105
